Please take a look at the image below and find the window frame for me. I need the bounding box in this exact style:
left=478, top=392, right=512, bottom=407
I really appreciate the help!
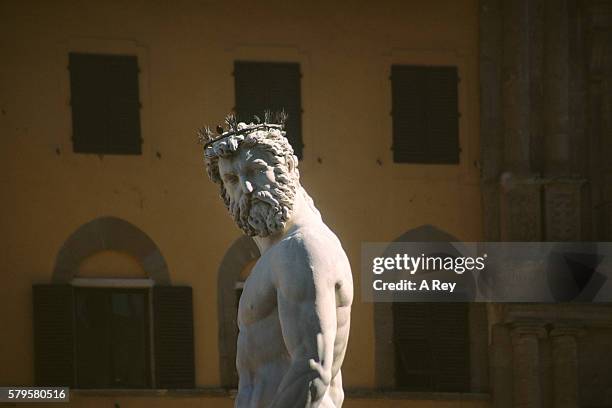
left=73, top=286, right=152, bottom=389
left=381, top=50, right=478, bottom=184
left=68, top=52, right=143, bottom=155
left=233, top=60, right=304, bottom=159
left=32, top=279, right=195, bottom=390
left=71, top=279, right=155, bottom=389
left=392, top=301, right=471, bottom=392
left=390, top=64, right=461, bottom=165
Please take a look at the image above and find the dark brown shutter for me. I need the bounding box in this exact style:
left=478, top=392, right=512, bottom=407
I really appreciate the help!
left=430, top=303, right=470, bottom=392
left=234, top=61, right=303, bottom=158
left=32, top=285, right=75, bottom=387
left=393, top=302, right=433, bottom=390
left=393, top=302, right=469, bottom=392
left=69, top=53, right=141, bottom=155
left=153, top=286, right=195, bottom=388
left=391, top=65, right=459, bottom=164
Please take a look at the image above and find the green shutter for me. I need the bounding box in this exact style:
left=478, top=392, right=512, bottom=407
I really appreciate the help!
left=391, top=65, right=460, bottom=164
left=32, top=285, right=75, bottom=387
left=234, top=61, right=303, bottom=158
left=69, top=53, right=141, bottom=155
left=153, top=286, right=195, bottom=388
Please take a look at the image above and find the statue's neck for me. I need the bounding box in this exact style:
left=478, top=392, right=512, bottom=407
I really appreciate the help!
left=252, top=186, right=317, bottom=255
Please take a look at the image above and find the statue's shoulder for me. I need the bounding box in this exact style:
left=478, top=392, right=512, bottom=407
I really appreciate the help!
left=268, top=221, right=352, bottom=302
left=279, top=220, right=344, bottom=257
left=269, top=221, right=350, bottom=278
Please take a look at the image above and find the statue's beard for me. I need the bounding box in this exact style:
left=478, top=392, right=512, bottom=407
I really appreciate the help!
left=227, top=178, right=297, bottom=237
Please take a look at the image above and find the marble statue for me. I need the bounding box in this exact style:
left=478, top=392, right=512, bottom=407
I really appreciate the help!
left=199, top=113, right=353, bottom=407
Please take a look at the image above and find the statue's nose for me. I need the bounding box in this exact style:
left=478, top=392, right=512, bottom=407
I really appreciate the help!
left=241, top=179, right=254, bottom=194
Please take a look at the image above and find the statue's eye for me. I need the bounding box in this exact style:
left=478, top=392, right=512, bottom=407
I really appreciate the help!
left=224, top=174, right=238, bottom=184
left=245, top=167, right=261, bottom=177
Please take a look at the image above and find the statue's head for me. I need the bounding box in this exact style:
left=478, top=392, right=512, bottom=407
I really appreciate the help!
left=199, top=114, right=300, bottom=237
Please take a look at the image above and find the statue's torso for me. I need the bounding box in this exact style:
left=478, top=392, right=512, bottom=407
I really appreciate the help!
left=235, top=223, right=353, bottom=408
left=236, top=253, right=290, bottom=407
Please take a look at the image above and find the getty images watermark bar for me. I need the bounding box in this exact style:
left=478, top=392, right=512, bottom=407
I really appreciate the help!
left=361, top=242, right=612, bottom=302
left=0, top=387, right=69, bottom=402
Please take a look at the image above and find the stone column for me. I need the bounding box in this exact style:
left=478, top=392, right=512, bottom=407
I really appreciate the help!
left=544, top=0, right=570, bottom=176
left=499, top=0, right=544, bottom=241
left=502, top=0, right=531, bottom=175
left=541, top=0, right=588, bottom=242
left=491, top=323, right=513, bottom=408
left=511, top=323, right=546, bottom=408
left=480, top=0, right=504, bottom=241
left=550, top=326, right=582, bottom=408
left=470, top=303, right=490, bottom=392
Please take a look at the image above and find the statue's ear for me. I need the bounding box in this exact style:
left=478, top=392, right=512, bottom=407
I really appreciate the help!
left=287, top=154, right=297, bottom=174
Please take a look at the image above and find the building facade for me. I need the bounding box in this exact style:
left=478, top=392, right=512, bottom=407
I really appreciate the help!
left=0, top=0, right=610, bottom=407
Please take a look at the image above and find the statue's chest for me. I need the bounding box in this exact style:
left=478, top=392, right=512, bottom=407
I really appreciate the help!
left=237, top=262, right=277, bottom=326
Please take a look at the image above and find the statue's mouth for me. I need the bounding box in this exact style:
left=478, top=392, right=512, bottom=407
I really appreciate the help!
left=251, top=190, right=280, bottom=208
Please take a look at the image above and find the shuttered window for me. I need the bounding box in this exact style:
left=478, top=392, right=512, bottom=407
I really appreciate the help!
left=75, top=288, right=150, bottom=388
left=153, top=286, right=195, bottom=389
left=391, top=65, right=460, bottom=164
left=69, top=53, right=142, bottom=155
left=33, top=285, right=75, bottom=387
left=234, top=61, right=303, bottom=158
left=32, top=284, right=194, bottom=389
left=393, top=302, right=470, bottom=392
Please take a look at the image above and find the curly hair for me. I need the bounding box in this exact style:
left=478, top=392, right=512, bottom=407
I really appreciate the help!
left=203, top=125, right=300, bottom=212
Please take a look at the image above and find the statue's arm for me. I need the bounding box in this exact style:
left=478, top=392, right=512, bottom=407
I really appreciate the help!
left=269, top=247, right=337, bottom=408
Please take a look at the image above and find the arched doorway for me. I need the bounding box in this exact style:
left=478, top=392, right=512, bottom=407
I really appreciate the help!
left=35, top=217, right=194, bottom=389
left=373, top=224, right=488, bottom=392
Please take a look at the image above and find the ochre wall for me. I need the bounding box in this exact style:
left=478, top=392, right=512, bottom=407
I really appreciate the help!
left=77, top=251, right=147, bottom=278
left=0, top=0, right=482, bottom=403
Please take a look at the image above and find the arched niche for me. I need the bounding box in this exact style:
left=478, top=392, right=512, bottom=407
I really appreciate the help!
left=217, top=235, right=260, bottom=388
left=374, top=224, right=489, bottom=392
left=77, top=250, right=147, bottom=278
left=52, top=216, right=170, bottom=284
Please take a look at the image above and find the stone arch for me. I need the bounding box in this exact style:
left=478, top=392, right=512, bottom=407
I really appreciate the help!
left=373, top=224, right=489, bottom=391
left=52, top=216, right=170, bottom=284
left=217, top=235, right=260, bottom=388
